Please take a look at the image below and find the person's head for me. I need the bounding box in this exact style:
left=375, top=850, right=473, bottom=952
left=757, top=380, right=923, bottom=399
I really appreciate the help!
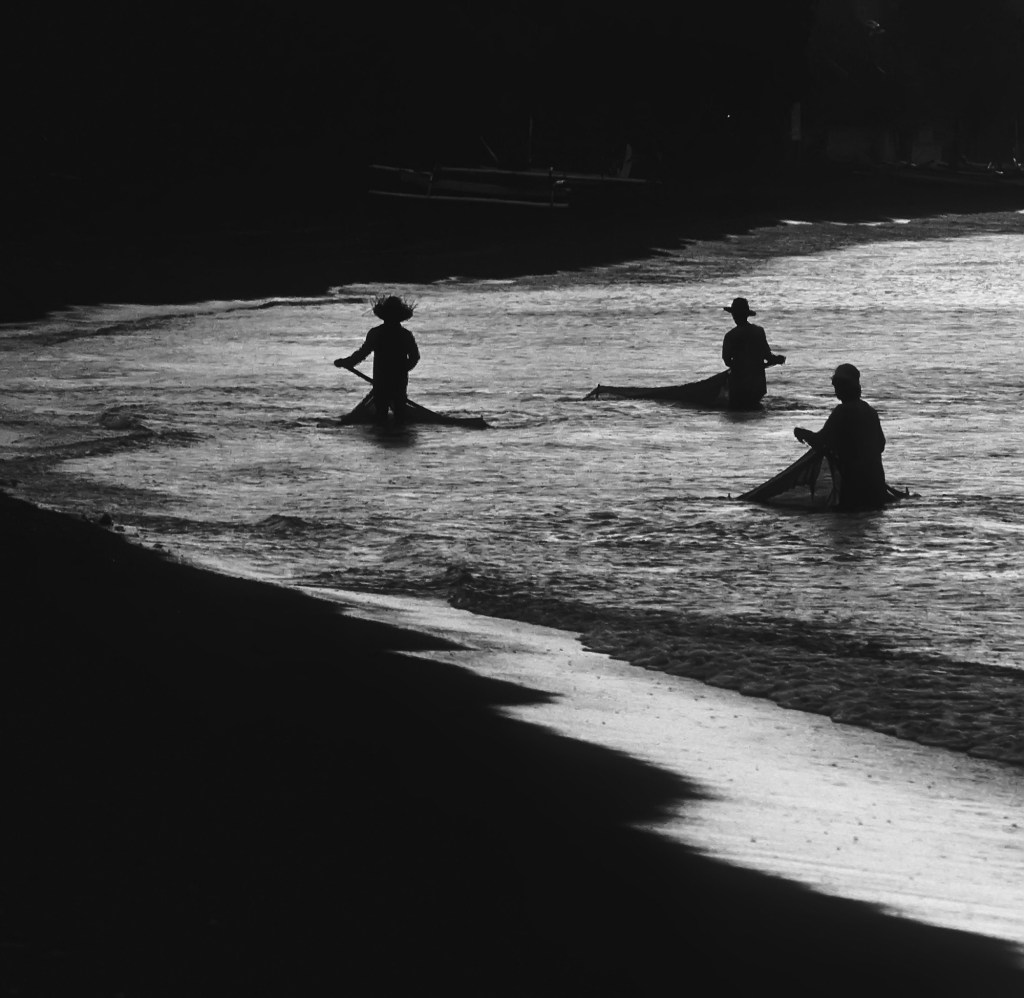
left=723, top=297, right=756, bottom=322
left=831, top=363, right=862, bottom=400
left=372, top=294, right=415, bottom=323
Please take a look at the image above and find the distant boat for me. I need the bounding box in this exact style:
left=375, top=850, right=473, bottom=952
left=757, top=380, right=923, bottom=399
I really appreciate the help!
left=872, top=161, right=1024, bottom=190
left=368, top=163, right=661, bottom=211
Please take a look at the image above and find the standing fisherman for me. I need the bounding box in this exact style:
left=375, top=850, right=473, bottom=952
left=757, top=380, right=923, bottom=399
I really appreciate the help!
left=335, top=294, right=420, bottom=424
left=720, top=297, right=786, bottom=409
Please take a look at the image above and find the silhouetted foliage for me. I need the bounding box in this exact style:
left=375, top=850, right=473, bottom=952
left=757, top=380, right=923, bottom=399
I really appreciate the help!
left=2, top=0, right=1022, bottom=228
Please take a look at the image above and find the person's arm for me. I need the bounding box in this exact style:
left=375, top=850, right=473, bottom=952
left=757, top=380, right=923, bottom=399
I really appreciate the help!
left=759, top=326, right=786, bottom=366
left=406, top=332, right=420, bottom=372
left=795, top=409, right=838, bottom=449
left=334, top=330, right=374, bottom=368
left=722, top=332, right=734, bottom=368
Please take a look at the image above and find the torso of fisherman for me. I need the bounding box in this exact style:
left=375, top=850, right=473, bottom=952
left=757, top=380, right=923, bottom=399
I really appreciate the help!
left=722, top=321, right=772, bottom=396
left=351, top=322, right=420, bottom=387
left=816, top=399, right=888, bottom=507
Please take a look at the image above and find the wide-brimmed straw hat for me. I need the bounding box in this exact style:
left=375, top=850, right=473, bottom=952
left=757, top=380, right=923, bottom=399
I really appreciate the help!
left=831, top=363, right=861, bottom=385
left=723, top=297, right=756, bottom=317
left=372, top=294, right=415, bottom=322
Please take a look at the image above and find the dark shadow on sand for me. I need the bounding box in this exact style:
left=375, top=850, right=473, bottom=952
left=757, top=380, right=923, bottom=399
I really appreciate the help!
left=3, top=490, right=1024, bottom=996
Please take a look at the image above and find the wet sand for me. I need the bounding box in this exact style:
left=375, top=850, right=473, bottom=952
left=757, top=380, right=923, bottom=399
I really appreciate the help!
left=3, top=490, right=1024, bottom=996
left=331, top=590, right=1024, bottom=946
left=449, top=592, right=1024, bottom=770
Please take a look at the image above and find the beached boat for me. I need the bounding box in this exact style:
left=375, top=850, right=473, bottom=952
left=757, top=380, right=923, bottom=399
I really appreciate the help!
left=737, top=449, right=911, bottom=511
left=874, top=161, right=1024, bottom=190
left=584, top=371, right=731, bottom=408
left=368, top=163, right=661, bottom=212
left=369, top=164, right=570, bottom=208
left=333, top=389, right=489, bottom=429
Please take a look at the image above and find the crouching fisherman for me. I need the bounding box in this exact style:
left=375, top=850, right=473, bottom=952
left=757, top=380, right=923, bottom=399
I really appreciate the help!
left=335, top=294, right=420, bottom=424
left=794, top=364, right=889, bottom=510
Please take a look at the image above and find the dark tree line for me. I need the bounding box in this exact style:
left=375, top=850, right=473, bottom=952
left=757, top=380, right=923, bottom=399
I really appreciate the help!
left=2, top=0, right=1023, bottom=226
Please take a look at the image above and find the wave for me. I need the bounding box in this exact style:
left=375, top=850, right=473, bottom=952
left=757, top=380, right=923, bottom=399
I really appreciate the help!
left=98, top=405, right=152, bottom=432
left=0, top=420, right=202, bottom=484
left=255, top=295, right=364, bottom=310
left=435, top=572, right=1024, bottom=771
left=255, top=513, right=322, bottom=536
left=2, top=294, right=364, bottom=347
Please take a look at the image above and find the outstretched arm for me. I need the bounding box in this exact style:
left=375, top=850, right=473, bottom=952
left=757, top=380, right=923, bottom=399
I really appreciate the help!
left=334, top=333, right=374, bottom=368
left=758, top=327, right=786, bottom=366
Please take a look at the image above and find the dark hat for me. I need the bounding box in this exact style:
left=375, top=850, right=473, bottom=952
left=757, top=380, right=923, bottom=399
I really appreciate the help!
left=372, top=294, right=415, bottom=322
left=831, top=363, right=861, bottom=384
left=724, top=297, right=756, bottom=317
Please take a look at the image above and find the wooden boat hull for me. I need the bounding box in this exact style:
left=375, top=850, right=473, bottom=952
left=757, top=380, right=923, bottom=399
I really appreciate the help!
left=368, top=164, right=661, bottom=212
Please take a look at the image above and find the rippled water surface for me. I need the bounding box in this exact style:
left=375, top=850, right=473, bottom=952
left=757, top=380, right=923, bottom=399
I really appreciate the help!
left=3, top=211, right=1023, bottom=678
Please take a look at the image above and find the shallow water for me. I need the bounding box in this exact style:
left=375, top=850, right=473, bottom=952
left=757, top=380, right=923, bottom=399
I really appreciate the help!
left=3, top=209, right=1024, bottom=758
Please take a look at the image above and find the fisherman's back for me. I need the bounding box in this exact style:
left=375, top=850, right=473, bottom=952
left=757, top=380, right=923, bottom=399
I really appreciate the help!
left=722, top=322, right=772, bottom=406
left=364, top=323, right=419, bottom=384
left=819, top=399, right=887, bottom=508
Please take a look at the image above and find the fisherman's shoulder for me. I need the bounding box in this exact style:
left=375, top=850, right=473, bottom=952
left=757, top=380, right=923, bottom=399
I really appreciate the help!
left=851, top=398, right=881, bottom=417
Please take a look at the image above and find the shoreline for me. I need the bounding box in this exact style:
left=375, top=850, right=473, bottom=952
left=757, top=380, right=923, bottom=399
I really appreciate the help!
left=6, top=168, right=1024, bottom=993
left=447, top=590, right=1024, bottom=771
left=5, top=164, right=1024, bottom=324
left=328, top=587, right=1024, bottom=946
left=4, top=489, right=1024, bottom=994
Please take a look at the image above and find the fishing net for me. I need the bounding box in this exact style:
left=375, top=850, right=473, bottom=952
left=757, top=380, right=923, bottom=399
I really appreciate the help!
left=584, top=371, right=729, bottom=406
left=737, top=449, right=841, bottom=510
left=739, top=449, right=911, bottom=510
left=339, top=390, right=488, bottom=429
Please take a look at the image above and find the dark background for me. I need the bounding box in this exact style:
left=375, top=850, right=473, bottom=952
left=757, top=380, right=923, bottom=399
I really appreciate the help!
left=3, top=1, right=1024, bottom=317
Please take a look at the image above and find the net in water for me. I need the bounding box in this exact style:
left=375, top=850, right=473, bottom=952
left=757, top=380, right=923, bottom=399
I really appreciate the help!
left=739, top=449, right=910, bottom=510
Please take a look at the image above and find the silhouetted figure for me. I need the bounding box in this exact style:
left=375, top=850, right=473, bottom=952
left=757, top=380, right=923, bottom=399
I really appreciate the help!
left=335, top=295, right=420, bottom=424
left=721, top=297, right=786, bottom=409
left=794, top=363, right=889, bottom=510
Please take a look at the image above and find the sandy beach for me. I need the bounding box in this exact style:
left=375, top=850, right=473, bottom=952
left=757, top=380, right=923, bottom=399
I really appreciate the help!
left=6, top=3, right=1024, bottom=990
left=5, top=166, right=1024, bottom=995
left=4, top=489, right=1024, bottom=996
left=327, top=589, right=1024, bottom=947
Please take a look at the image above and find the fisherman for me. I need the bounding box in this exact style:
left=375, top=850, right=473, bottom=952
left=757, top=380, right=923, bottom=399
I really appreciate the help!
left=720, top=297, right=786, bottom=409
left=794, top=363, right=889, bottom=509
left=335, top=294, right=420, bottom=424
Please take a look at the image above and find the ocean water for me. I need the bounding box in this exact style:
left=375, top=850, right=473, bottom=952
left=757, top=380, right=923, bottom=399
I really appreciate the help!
left=3, top=208, right=1024, bottom=760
